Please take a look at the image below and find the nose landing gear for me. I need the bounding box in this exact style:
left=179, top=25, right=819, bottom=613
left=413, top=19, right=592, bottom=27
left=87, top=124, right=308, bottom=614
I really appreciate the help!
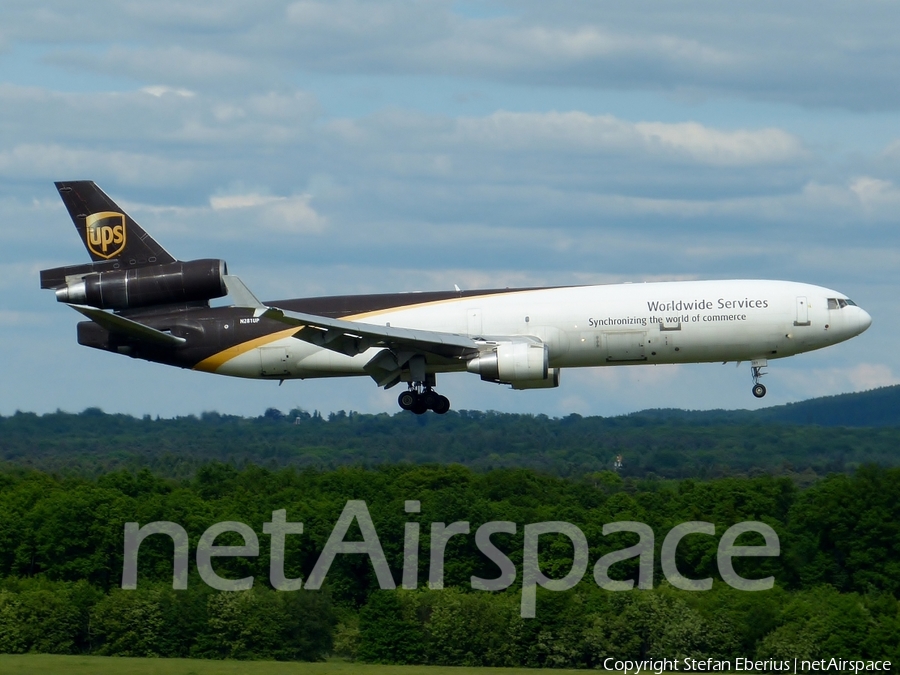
left=398, top=385, right=450, bottom=415
left=751, top=359, right=767, bottom=398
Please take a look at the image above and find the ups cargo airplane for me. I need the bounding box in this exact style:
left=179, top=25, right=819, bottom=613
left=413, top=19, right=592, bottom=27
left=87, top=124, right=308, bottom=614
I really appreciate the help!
left=41, top=181, right=872, bottom=414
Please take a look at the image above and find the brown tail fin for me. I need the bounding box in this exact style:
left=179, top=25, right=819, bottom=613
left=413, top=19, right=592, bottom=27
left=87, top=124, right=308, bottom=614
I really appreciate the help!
left=55, top=181, right=175, bottom=265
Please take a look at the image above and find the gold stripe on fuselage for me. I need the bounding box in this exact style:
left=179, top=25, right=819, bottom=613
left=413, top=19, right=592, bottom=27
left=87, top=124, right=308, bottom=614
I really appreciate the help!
left=327, top=286, right=550, bottom=322
left=192, top=287, right=556, bottom=373
left=193, top=327, right=301, bottom=373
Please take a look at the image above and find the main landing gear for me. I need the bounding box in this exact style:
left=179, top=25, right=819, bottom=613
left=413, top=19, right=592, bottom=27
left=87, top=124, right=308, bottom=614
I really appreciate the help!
left=751, top=359, right=768, bottom=399
left=393, top=357, right=450, bottom=414
left=398, top=385, right=451, bottom=415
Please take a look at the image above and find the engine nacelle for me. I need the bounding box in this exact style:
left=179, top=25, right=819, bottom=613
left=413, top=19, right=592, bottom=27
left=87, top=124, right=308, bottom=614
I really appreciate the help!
left=511, top=368, right=561, bottom=390
left=467, top=342, right=549, bottom=384
left=55, top=259, right=228, bottom=310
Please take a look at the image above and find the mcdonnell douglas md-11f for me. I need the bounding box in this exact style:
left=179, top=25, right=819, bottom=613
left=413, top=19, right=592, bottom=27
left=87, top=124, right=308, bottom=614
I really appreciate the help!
left=40, top=182, right=872, bottom=414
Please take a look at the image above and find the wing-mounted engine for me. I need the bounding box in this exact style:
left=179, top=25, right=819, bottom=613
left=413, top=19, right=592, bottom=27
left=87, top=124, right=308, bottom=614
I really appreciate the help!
left=41, top=259, right=228, bottom=310
left=510, top=367, right=561, bottom=389
left=466, top=341, right=560, bottom=389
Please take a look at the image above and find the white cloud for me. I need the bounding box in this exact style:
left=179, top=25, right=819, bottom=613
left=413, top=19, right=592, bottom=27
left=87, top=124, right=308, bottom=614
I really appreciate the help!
left=846, top=363, right=899, bottom=391
left=123, top=1, right=259, bottom=32
left=0, top=144, right=200, bottom=186
left=0, top=1, right=899, bottom=110
left=787, top=363, right=899, bottom=399
left=141, top=86, right=196, bottom=98
left=45, top=45, right=258, bottom=87
left=880, top=138, right=900, bottom=159
left=262, top=197, right=328, bottom=234
left=0, top=310, right=53, bottom=326
left=849, top=176, right=900, bottom=210
left=210, top=192, right=327, bottom=234
left=633, top=122, right=804, bottom=166
left=280, top=2, right=734, bottom=78
left=335, top=110, right=806, bottom=167
left=0, top=84, right=320, bottom=152
left=210, top=193, right=277, bottom=210
left=453, top=22, right=736, bottom=75
left=285, top=0, right=441, bottom=41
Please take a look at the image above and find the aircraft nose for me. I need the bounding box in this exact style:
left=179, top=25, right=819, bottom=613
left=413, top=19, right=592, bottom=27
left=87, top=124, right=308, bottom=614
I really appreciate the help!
left=857, top=307, right=873, bottom=333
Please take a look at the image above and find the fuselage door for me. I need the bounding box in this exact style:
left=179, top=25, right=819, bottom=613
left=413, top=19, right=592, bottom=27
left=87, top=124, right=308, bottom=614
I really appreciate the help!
left=260, top=345, right=290, bottom=376
left=606, top=331, right=648, bottom=362
left=794, top=296, right=810, bottom=326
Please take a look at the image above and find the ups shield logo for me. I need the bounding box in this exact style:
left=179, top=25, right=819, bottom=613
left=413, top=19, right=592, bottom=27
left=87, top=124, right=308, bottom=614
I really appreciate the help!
left=85, top=212, right=126, bottom=259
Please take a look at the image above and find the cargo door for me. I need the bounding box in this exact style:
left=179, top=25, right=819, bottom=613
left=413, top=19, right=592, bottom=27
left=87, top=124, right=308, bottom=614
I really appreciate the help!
left=606, top=331, right=648, bottom=362
left=260, top=346, right=290, bottom=376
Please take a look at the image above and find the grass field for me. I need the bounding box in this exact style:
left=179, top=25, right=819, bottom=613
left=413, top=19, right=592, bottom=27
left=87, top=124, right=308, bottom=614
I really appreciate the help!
left=0, top=655, right=595, bottom=675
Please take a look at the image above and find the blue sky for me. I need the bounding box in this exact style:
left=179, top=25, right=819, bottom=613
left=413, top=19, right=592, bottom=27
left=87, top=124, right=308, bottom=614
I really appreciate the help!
left=1, top=0, right=897, bottom=418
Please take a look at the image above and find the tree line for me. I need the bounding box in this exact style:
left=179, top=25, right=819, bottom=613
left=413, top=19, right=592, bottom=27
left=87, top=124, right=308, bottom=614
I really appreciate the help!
left=2, top=405, right=899, bottom=481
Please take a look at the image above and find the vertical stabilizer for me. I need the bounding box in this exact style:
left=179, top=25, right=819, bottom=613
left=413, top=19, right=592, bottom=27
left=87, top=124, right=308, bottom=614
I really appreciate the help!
left=55, top=181, right=176, bottom=266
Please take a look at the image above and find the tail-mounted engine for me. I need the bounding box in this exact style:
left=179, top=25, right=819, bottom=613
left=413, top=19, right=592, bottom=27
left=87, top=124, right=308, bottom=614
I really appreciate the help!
left=44, top=259, right=228, bottom=310
left=467, top=342, right=560, bottom=389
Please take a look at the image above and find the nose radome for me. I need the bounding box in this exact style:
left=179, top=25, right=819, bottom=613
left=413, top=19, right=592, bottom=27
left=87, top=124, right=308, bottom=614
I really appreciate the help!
left=858, top=308, right=873, bottom=333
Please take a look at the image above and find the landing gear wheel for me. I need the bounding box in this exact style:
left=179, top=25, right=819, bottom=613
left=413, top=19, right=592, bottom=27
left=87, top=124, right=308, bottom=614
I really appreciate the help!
left=398, top=390, right=417, bottom=411
left=432, top=395, right=451, bottom=415
left=422, top=389, right=439, bottom=410
left=749, top=360, right=768, bottom=400
left=395, top=369, right=451, bottom=414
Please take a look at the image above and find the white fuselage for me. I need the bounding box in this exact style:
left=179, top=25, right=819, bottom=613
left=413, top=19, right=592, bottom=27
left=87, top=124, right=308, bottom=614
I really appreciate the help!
left=208, top=279, right=871, bottom=382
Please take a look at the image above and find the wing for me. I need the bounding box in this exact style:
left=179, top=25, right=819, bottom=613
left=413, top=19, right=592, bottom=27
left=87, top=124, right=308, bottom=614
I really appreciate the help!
left=261, top=306, right=480, bottom=360
left=227, top=274, right=484, bottom=388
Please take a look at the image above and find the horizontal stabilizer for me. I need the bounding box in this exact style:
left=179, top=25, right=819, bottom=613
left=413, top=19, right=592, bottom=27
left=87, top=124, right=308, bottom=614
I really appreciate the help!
left=40, top=259, right=125, bottom=290
left=67, top=304, right=186, bottom=347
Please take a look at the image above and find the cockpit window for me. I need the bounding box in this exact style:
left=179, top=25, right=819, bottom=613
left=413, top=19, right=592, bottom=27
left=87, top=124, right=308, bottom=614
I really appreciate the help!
left=828, top=297, right=857, bottom=309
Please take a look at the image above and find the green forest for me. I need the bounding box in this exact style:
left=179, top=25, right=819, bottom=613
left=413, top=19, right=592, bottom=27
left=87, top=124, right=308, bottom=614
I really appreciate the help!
left=2, top=384, right=900, bottom=482
left=0, top=390, right=898, bottom=667
left=0, top=462, right=899, bottom=665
